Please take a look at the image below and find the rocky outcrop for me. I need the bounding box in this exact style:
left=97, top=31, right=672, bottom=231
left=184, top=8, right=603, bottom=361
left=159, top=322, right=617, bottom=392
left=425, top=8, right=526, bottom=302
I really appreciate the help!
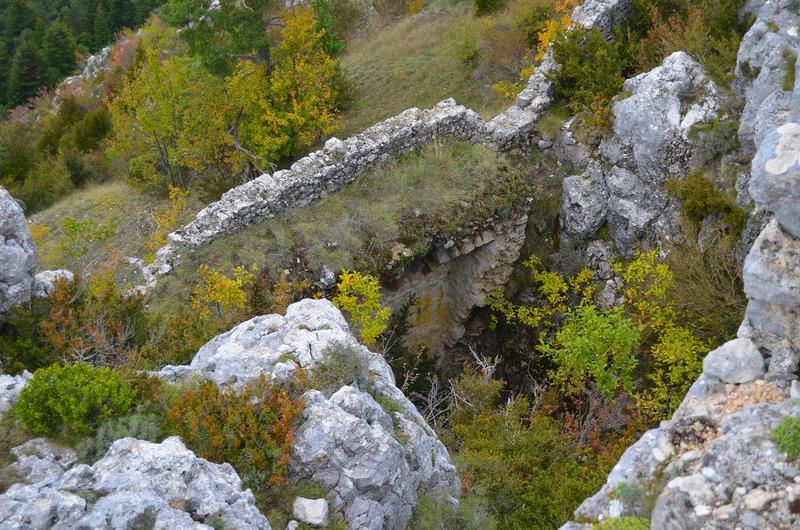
left=0, top=436, right=271, bottom=529
left=32, top=269, right=75, bottom=299
left=735, top=0, right=800, bottom=153
left=0, top=186, right=37, bottom=317
left=560, top=52, right=719, bottom=255
left=561, top=100, right=800, bottom=527
left=158, top=298, right=460, bottom=530
left=7, top=438, right=77, bottom=485
left=383, top=213, right=529, bottom=350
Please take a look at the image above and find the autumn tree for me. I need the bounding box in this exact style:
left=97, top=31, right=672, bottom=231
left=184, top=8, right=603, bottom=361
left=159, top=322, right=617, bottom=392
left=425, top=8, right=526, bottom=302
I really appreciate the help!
left=108, top=50, right=232, bottom=192
left=226, top=7, right=339, bottom=171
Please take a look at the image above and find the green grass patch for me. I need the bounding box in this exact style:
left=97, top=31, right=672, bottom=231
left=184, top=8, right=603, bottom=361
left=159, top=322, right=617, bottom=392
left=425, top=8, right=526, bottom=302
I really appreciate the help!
left=29, top=181, right=200, bottom=272
left=771, top=416, right=800, bottom=459
left=148, top=139, right=529, bottom=318
left=337, top=1, right=508, bottom=137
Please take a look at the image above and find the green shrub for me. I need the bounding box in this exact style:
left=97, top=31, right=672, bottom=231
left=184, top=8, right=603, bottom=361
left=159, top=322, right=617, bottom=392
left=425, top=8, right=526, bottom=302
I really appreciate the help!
left=14, top=363, right=135, bottom=439
left=0, top=305, right=55, bottom=375
left=548, top=26, right=627, bottom=113
left=475, top=0, right=505, bottom=16
left=410, top=492, right=497, bottom=529
left=447, top=369, right=611, bottom=529
left=771, top=416, right=800, bottom=459
left=307, top=343, right=367, bottom=396
left=540, top=302, right=641, bottom=399
left=75, top=411, right=165, bottom=464
left=666, top=171, right=746, bottom=236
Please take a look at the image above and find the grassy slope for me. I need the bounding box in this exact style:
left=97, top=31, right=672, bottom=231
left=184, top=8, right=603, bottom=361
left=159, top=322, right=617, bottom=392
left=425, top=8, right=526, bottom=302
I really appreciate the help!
left=148, top=140, right=528, bottom=318
left=336, top=1, right=508, bottom=137
left=29, top=181, right=200, bottom=272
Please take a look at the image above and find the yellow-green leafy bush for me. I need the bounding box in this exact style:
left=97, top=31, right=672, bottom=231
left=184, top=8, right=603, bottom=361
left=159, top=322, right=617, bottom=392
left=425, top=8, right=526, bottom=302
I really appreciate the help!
left=333, top=270, right=391, bottom=348
left=14, top=363, right=135, bottom=439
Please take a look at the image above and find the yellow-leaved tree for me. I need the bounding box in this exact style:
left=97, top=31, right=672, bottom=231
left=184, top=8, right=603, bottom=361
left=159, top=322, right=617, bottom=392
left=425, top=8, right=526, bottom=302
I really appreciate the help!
left=226, top=7, right=339, bottom=170
left=108, top=49, right=233, bottom=192
left=333, top=271, right=391, bottom=348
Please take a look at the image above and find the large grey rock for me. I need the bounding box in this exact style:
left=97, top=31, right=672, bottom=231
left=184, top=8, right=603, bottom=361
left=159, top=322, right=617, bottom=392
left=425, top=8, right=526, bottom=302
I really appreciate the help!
left=158, top=298, right=363, bottom=389
left=561, top=162, right=609, bottom=241
left=0, top=436, right=271, bottom=529
left=735, top=1, right=800, bottom=151
left=702, top=338, right=765, bottom=384
left=0, top=186, right=37, bottom=316
left=604, top=51, right=718, bottom=182
left=750, top=122, right=800, bottom=238
left=0, top=370, right=31, bottom=419
left=8, top=438, right=77, bottom=485
left=651, top=401, right=800, bottom=530
left=157, top=299, right=460, bottom=530
left=743, top=219, right=800, bottom=309
left=561, top=52, right=716, bottom=254
left=571, top=0, right=633, bottom=38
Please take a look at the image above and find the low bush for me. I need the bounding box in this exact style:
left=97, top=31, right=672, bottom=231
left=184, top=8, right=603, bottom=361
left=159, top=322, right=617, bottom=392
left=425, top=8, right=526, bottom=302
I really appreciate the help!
left=475, top=0, right=506, bottom=16
left=665, top=232, right=745, bottom=345
left=595, top=517, right=651, bottom=529
left=666, top=171, right=746, bottom=236
left=14, top=363, right=135, bottom=439
left=540, top=302, right=641, bottom=399
left=165, top=376, right=305, bottom=490
left=75, top=411, right=165, bottom=463
left=447, top=369, right=611, bottom=529
left=333, top=270, right=391, bottom=348
left=548, top=26, right=627, bottom=116
left=307, top=343, right=368, bottom=396
left=410, top=492, right=497, bottom=529
left=771, top=416, right=800, bottom=459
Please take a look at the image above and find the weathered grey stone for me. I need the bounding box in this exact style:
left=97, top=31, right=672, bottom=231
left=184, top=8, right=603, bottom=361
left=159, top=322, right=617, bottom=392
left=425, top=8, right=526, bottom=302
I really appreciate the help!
left=0, top=370, right=31, bottom=419
left=8, top=438, right=76, bottom=485
left=571, top=0, right=633, bottom=38
left=743, top=219, right=800, bottom=308
left=735, top=2, right=800, bottom=151
left=702, top=338, right=765, bottom=384
left=157, top=299, right=460, bottom=530
left=606, top=51, right=718, bottom=182
left=650, top=401, right=800, bottom=530
left=560, top=52, right=717, bottom=255
left=292, top=497, right=328, bottom=527
left=32, top=269, right=74, bottom=298
left=560, top=162, right=609, bottom=241
left=0, top=186, right=37, bottom=316
left=0, top=437, right=271, bottom=529
left=750, top=122, right=800, bottom=238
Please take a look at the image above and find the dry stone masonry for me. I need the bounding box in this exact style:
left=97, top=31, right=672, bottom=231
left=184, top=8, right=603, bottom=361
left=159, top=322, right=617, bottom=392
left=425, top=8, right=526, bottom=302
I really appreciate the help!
left=135, top=0, right=636, bottom=294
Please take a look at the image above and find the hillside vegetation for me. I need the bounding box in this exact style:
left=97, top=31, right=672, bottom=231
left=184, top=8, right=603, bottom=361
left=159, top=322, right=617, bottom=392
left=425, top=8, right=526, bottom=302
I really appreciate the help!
left=0, top=0, right=783, bottom=527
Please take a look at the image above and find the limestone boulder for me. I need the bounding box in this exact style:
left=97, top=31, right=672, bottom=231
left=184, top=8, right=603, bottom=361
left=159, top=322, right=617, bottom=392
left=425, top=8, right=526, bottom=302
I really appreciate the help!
left=0, top=437, right=271, bottom=529
left=0, top=187, right=37, bottom=316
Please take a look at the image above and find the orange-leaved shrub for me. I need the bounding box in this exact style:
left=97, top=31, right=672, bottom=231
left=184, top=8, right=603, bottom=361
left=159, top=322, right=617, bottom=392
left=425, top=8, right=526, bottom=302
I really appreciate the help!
left=165, top=376, right=305, bottom=488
